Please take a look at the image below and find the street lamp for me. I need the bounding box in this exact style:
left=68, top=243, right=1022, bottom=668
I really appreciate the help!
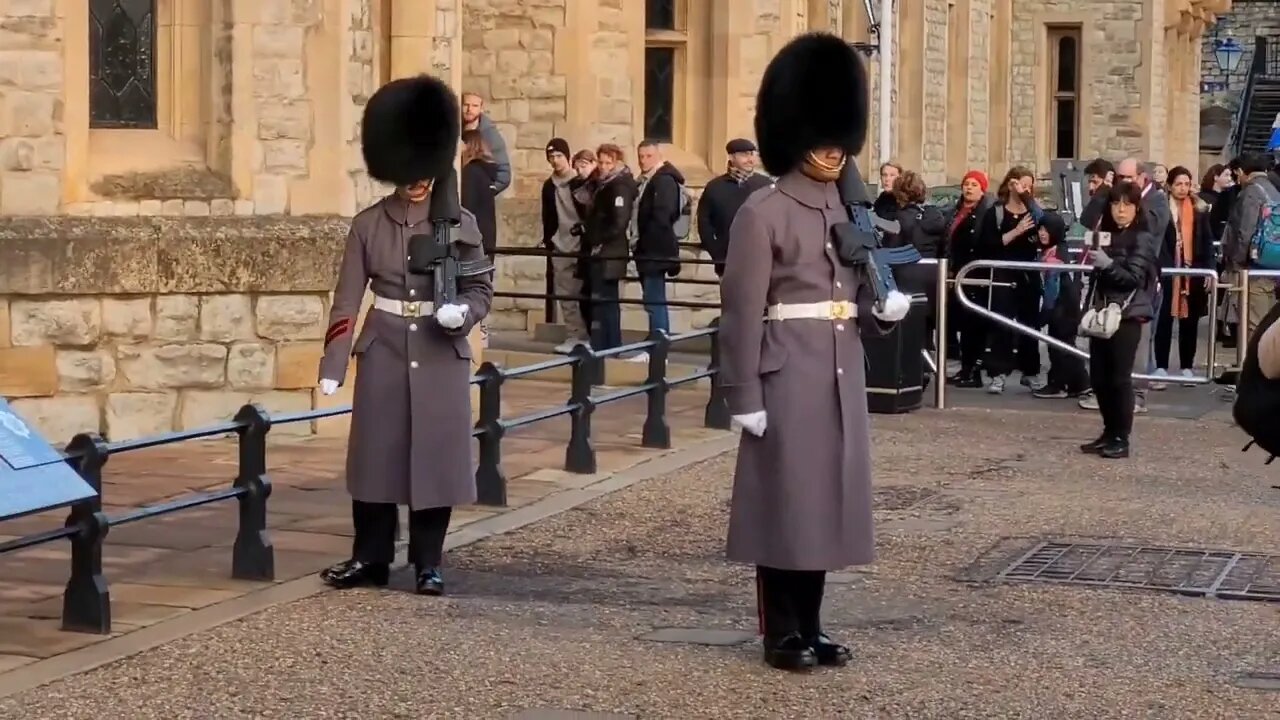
left=1214, top=37, right=1245, bottom=84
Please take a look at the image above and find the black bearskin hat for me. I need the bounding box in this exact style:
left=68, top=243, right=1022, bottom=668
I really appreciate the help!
left=754, top=33, right=869, bottom=177
left=361, top=75, right=460, bottom=186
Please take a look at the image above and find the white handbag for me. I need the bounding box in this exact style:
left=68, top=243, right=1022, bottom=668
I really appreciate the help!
left=1078, top=289, right=1136, bottom=339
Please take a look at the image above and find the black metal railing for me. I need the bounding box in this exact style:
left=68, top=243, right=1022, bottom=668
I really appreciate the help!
left=1265, top=35, right=1280, bottom=77
left=1229, top=36, right=1269, bottom=158
left=0, top=316, right=729, bottom=635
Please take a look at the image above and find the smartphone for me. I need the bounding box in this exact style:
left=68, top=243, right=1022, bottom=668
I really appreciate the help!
left=1092, top=231, right=1112, bottom=249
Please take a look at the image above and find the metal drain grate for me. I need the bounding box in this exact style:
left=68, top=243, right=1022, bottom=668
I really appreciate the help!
left=994, top=541, right=1280, bottom=601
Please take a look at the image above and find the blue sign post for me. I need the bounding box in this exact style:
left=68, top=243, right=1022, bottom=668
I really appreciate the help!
left=0, top=398, right=98, bottom=520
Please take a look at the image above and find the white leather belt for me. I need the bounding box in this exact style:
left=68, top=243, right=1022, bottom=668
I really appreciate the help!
left=373, top=295, right=435, bottom=318
left=765, top=301, right=857, bottom=321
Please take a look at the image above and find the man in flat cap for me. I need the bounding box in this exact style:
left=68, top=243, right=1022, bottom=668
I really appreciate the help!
left=720, top=32, right=911, bottom=671
left=696, top=138, right=772, bottom=276
left=317, top=75, right=493, bottom=597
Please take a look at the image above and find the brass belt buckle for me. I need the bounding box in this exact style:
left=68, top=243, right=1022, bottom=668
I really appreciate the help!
left=404, top=302, right=419, bottom=317
left=830, top=301, right=853, bottom=320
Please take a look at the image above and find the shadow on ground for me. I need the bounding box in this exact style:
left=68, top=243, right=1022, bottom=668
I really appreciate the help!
left=2, top=406, right=1278, bottom=719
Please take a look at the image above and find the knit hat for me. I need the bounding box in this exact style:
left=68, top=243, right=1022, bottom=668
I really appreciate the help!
left=962, top=170, right=989, bottom=193
left=546, top=137, right=571, bottom=159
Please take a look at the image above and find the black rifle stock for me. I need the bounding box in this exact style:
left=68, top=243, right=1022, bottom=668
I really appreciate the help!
left=407, top=168, right=462, bottom=306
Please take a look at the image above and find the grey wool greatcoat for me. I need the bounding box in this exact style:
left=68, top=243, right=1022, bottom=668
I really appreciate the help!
left=319, top=193, right=494, bottom=510
left=720, top=172, right=897, bottom=571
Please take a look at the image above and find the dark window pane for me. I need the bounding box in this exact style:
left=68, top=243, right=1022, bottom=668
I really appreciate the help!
left=646, top=0, right=675, bottom=30
left=1056, top=35, right=1077, bottom=93
left=89, top=0, right=157, bottom=129
left=645, top=47, right=675, bottom=142
left=1054, top=99, right=1077, bottom=159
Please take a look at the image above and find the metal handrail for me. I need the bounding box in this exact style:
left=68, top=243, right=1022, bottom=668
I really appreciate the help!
left=952, top=260, right=1221, bottom=384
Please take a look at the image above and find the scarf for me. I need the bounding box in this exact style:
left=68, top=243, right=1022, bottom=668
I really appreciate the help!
left=947, top=201, right=977, bottom=241
left=728, top=164, right=754, bottom=185
left=1171, top=196, right=1196, bottom=319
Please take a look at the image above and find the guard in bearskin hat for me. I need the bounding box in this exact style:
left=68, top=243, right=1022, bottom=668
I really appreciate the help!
left=720, top=33, right=912, bottom=670
left=316, top=75, right=493, bottom=596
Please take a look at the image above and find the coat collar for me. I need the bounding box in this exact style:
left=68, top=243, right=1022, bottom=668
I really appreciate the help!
left=381, top=193, right=431, bottom=228
left=777, top=171, right=841, bottom=210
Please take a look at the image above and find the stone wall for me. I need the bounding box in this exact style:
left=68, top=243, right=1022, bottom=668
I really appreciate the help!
left=967, top=0, right=993, bottom=171
left=1201, top=0, right=1280, bottom=109
left=0, top=0, right=63, bottom=215
left=0, top=217, right=350, bottom=444
left=921, top=0, right=950, bottom=185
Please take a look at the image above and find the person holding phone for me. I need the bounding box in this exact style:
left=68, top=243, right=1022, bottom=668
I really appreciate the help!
left=1080, top=181, right=1159, bottom=459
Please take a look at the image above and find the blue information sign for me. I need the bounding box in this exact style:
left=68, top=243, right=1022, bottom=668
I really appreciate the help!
left=0, top=398, right=97, bottom=521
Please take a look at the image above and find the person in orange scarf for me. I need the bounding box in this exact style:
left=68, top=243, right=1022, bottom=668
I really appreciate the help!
left=1151, top=166, right=1216, bottom=387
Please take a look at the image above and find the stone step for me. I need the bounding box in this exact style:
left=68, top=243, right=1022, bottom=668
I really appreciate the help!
left=483, top=348, right=709, bottom=388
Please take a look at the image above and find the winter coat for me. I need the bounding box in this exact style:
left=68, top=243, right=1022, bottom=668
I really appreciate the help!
left=583, top=169, right=639, bottom=281
left=1091, top=223, right=1159, bottom=321
left=634, top=163, right=685, bottom=276
left=697, top=171, right=773, bottom=275
left=461, top=159, right=499, bottom=255
left=472, top=115, right=512, bottom=195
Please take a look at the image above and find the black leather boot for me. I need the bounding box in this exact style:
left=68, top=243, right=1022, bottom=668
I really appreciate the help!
left=320, top=559, right=390, bottom=589
left=1079, top=434, right=1109, bottom=454
left=416, top=567, right=445, bottom=596
left=763, top=632, right=818, bottom=671
left=810, top=633, right=852, bottom=666
left=1099, top=439, right=1130, bottom=459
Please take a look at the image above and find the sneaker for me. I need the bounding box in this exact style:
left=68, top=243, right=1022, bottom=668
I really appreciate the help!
left=986, top=376, right=1006, bottom=394
left=1133, top=394, right=1148, bottom=414
left=1180, top=368, right=1196, bottom=387
left=1078, top=391, right=1099, bottom=410
left=1020, top=374, right=1044, bottom=390
left=623, top=350, right=650, bottom=363
left=945, top=359, right=962, bottom=379
left=553, top=339, right=591, bottom=354
left=1150, top=368, right=1168, bottom=391
left=1032, top=384, right=1069, bottom=399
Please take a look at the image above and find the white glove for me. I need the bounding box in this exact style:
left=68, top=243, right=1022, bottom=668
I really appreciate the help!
left=435, top=303, right=469, bottom=330
left=731, top=411, right=767, bottom=437
left=319, top=379, right=339, bottom=396
left=872, top=290, right=911, bottom=323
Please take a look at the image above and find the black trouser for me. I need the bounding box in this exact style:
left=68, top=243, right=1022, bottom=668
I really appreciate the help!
left=1153, top=281, right=1201, bottom=371
left=756, top=566, right=826, bottom=643
left=985, top=272, right=1043, bottom=378
left=1045, top=275, right=1089, bottom=391
left=351, top=500, right=452, bottom=570
left=957, top=285, right=990, bottom=373
left=1088, top=319, right=1143, bottom=441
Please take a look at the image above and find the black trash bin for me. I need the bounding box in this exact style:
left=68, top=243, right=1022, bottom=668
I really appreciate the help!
left=864, top=294, right=929, bottom=414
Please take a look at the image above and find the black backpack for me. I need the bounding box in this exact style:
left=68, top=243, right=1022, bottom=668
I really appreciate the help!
left=1233, top=301, right=1280, bottom=463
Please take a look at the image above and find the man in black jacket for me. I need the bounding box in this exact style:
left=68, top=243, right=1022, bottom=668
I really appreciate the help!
left=540, top=138, right=591, bottom=352
left=696, top=139, right=773, bottom=276
left=633, top=140, right=685, bottom=350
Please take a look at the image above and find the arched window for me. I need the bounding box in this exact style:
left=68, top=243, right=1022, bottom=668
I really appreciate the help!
left=1048, top=28, right=1081, bottom=160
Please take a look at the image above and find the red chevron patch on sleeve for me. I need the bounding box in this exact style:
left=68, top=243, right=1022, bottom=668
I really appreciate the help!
left=324, top=319, right=351, bottom=348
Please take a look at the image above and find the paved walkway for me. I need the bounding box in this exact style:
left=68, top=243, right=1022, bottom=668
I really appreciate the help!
left=1, top=404, right=1275, bottom=717
left=0, top=379, right=725, bottom=671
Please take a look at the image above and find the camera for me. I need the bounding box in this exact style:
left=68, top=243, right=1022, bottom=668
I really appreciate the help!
left=570, top=223, right=585, bottom=237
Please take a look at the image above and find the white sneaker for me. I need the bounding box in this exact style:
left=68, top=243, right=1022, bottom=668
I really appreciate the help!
left=552, top=339, right=590, bottom=354
left=1150, top=368, right=1168, bottom=391
left=986, top=376, right=1006, bottom=394
left=1180, top=368, right=1196, bottom=387
left=624, top=350, right=650, bottom=363
left=1078, top=391, right=1099, bottom=410
left=1134, top=394, right=1149, bottom=414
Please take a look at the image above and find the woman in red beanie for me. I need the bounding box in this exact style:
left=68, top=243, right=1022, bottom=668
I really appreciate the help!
left=944, top=170, right=995, bottom=387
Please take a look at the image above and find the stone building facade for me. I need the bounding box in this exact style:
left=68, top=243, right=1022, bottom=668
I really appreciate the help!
left=0, top=0, right=1229, bottom=442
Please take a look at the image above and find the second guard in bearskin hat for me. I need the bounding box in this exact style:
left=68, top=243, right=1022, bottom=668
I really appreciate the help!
left=316, top=75, right=493, bottom=596
left=720, top=33, right=912, bottom=670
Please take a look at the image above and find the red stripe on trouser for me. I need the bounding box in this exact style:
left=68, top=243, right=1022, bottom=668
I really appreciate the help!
left=755, top=574, right=765, bottom=635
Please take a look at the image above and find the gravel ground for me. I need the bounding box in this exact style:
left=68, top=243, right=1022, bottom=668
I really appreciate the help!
left=3, top=407, right=1279, bottom=719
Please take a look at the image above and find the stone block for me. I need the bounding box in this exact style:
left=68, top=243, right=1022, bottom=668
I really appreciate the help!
left=252, top=174, right=289, bottom=215
left=153, top=295, right=199, bottom=341
left=233, top=199, right=255, bottom=216
left=113, top=201, right=140, bottom=216
left=138, top=199, right=163, bottom=215
left=276, top=341, right=322, bottom=389
left=227, top=342, right=276, bottom=390
left=252, top=24, right=304, bottom=58
left=0, top=345, right=56, bottom=397
left=199, top=294, right=255, bottom=341
left=91, top=201, right=115, bottom=217
left=56, top=349, right=116, bottom=391
left=117, top=344, right=228, bottom=390
left=160, top=199, right=184, bottom=216
left=210, top=198, right=234, bottom=216
left=104, top=392, right=177, bottom=441
left=0, top=298, right=8, bottom=347
left=257, top=102, right=312, bottom=140
left=251, top=390, right=314, bottom=436
left=9, top=298, right=101, bottom=346
left=9, top=395, right=101, bottom=444
left=183, top=200, right=210, bottom=217
left=101, top=297, right=153, bottom=340
left=0, top=171, right=59, bottom=214
left=262, top=140, right=308, bottom=175
left=255, top=294, right=325, bottom=340
left=177, top=390, right=252, bottom=430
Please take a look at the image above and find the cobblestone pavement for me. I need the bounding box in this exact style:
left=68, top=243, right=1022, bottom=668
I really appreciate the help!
left=2, top=405, right=1278, bottom=719
left=0, top=379, right=720, bottom=667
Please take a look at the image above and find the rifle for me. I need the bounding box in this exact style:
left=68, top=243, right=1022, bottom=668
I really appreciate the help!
left=407, top=168, right=462, bottom=306
left=829, top=160, right=921, bottom=309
